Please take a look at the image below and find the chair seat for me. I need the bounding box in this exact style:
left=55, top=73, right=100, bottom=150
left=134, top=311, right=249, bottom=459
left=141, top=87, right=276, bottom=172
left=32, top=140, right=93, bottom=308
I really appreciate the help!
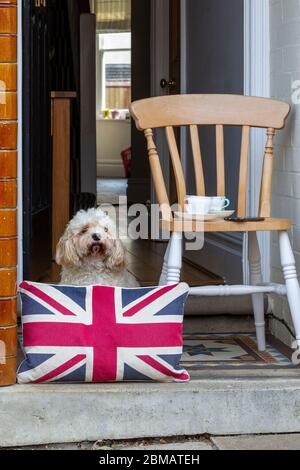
left=161, top=217, right=292, bottom=233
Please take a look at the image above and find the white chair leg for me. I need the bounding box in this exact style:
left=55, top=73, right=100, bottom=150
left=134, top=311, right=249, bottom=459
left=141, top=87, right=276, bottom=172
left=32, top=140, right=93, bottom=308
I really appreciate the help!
left=159, top=240, right=171, bottom=286
left=167, top=232, right=182, bottom=285
left=279, top=231, right=300, bottom=349
left=248, top=232, right=266, bottom=351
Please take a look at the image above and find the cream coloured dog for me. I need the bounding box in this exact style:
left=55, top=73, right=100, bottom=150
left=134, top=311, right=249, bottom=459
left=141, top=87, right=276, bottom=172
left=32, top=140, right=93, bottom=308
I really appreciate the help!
left=55, top=208, right=139, bottom=287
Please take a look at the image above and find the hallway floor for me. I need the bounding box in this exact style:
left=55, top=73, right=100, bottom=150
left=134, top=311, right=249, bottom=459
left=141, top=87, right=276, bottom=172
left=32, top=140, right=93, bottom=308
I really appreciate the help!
left=45, top=238, right=222, bottom=287
left=97, top=178, right=127, bottom=205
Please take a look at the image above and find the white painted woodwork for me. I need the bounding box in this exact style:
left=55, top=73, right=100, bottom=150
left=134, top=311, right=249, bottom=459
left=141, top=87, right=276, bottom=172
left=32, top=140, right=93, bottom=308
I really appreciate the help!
left=167, top=232, right=182, bottom=285
left=248, top=232, right=266, bottom=351
left=159, top=239, right=171, bottom=286
left=244, top=0, right=271, bottom=284
left=279, top=231, right=300, bottom=349
left=189, top=284, right=287, bottom=296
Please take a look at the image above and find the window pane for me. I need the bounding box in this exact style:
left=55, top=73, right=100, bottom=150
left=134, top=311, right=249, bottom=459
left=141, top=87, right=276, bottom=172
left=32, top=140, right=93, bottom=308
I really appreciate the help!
left=104, top=49, right=131, bottom=111
left=97, top=32, right=132, bottom=114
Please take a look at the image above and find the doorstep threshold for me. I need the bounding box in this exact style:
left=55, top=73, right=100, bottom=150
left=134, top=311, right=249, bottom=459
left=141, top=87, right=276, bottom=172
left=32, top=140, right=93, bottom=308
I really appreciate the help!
left=1, top=374, right=300, bottom=447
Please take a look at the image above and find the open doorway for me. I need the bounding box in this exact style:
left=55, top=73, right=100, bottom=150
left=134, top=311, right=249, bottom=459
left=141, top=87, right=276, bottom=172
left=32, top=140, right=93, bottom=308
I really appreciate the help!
left=21, top=0, right=239, bottom=288
left=93, top=1, right=132, bottom=206
left=22, top=0, right=151, bottom=283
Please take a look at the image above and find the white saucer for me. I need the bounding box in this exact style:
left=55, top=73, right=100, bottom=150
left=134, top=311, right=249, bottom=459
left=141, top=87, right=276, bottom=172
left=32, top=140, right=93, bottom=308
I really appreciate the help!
left=174, top=210, right=235, bottom=221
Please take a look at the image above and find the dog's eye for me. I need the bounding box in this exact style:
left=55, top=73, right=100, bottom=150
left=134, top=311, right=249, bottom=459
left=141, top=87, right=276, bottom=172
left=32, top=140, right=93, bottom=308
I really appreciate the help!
left=80, top=227, right=88, bottom=235
left=104, top=227, right=108, bottom=233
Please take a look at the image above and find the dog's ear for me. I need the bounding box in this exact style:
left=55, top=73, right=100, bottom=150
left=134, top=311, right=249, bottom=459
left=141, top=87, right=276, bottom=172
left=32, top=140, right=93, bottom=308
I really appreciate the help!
left=105, top=239, right=126, bottom=270
left=55, top=231, right=81, bottom=268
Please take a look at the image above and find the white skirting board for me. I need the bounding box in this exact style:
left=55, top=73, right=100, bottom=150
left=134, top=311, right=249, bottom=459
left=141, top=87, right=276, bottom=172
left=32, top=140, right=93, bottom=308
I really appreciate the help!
left=97, top=161, right=125, bottom=178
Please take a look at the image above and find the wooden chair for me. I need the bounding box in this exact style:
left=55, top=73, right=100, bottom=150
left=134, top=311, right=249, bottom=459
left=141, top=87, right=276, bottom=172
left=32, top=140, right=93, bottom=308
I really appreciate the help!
left=130, top=94, right=300, bottom=352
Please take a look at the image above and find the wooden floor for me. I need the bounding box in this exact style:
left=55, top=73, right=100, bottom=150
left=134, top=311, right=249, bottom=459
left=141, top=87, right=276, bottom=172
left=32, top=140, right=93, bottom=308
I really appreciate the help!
left=124, top=239, right=223, bottom=287
left=43, top=239, right=223, bottom=286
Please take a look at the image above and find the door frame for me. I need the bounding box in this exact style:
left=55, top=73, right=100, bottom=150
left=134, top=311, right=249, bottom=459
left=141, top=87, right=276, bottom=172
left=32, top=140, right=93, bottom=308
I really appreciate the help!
left=17, top=0, right=23, bottom=284
left=150, top=0, right=170, bottom=203
left=244, top=0, right=270, bottom=283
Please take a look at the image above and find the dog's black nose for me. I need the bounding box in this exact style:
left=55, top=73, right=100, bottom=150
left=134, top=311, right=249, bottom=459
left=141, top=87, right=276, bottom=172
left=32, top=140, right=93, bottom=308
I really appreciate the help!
left=92, top=233, right=101, bottom=242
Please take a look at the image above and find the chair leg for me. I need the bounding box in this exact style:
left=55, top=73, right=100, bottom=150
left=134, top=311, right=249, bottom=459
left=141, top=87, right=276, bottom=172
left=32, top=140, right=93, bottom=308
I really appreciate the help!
left=279, top=231, right=300, bottom=349
left=159, top=240, right=171, bottom=286
left=248, top=232, right=266, bottom=351
left=167, top=232, right=182, bottom=285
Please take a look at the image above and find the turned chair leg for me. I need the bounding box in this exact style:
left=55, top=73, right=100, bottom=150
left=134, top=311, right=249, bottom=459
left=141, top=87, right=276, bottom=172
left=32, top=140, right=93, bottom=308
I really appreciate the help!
left=159, top=240, right=171, bottom=286
left=248, top=232, right=266, bottom=351
left=167, top=232, right=182, bottom=285
left=279, top=231, right=300, bottom=350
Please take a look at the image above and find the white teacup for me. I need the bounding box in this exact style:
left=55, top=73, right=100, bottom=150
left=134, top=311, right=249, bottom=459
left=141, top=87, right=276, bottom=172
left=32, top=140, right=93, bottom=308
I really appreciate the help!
left=184, top=196, right=212, bottom=215
left=210, top=196, right=230, bottom=212
left=184, top=195, right=230, bottom=215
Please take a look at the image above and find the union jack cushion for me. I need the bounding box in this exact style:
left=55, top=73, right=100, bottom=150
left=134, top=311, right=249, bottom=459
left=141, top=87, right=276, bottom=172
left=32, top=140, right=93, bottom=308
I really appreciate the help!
left=17, top=282, right=190, bottom=384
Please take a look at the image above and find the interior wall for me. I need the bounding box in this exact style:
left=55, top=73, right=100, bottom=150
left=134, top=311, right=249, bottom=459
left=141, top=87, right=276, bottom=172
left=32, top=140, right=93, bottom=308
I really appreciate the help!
left=97, top=119, right=130, bottom=177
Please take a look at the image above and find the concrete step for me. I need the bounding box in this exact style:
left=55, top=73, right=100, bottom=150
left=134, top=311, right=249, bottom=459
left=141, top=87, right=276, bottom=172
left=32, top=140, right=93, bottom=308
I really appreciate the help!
left=6, top=434, right=300, bottom=450
left=1, top=371, right=300, bottom=447
left=211, top=434, right=300, bottom=450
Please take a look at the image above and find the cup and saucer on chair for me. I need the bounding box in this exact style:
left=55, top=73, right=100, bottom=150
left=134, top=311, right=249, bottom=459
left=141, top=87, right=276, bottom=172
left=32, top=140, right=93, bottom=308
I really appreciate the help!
left=175, top=196, right=235, bottom=220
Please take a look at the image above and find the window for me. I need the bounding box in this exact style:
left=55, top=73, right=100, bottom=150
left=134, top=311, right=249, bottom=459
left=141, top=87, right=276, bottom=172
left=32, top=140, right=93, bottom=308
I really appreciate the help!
left=97, top=32, right=131, bottom=119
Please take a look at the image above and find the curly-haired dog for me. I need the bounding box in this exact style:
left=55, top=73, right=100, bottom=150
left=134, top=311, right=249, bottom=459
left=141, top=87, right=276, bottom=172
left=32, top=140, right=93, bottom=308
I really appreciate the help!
left=56, top=208, right=139, bottom=287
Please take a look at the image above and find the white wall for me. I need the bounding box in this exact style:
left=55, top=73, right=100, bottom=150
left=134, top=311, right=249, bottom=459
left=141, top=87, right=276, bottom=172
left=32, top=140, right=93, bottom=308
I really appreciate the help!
left=270, top=0, right=300, bottom=345
left=96, top=119, right=131, bottom=178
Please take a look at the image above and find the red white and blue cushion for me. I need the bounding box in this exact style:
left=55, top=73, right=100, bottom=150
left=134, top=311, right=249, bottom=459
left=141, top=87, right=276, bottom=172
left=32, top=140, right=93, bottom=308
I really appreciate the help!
left=17, top=282, right=190, bottom=384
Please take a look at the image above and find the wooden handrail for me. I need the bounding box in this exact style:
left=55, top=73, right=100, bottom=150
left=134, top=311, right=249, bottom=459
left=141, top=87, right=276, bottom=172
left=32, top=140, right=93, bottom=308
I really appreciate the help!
left=51, top=91, right=77, bottom=257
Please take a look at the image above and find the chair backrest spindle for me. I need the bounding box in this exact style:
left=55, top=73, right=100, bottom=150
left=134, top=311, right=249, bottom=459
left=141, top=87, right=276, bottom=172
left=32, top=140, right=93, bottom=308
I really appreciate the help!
left=216, top=125, right=225, bottom=196
left=144, top=128, right=172, bottom=221
left=165, top=126, right=187, bottom=211
left=259, top=128, right=276, bottom=218
left=237, top=126, right=250, bottom=218
left=190, top=125, right=205, bottom=196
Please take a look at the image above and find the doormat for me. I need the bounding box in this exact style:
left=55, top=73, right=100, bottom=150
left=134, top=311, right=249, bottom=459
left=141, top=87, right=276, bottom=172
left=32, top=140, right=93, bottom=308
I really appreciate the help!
left=181, top=333, right=296, bottom=369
